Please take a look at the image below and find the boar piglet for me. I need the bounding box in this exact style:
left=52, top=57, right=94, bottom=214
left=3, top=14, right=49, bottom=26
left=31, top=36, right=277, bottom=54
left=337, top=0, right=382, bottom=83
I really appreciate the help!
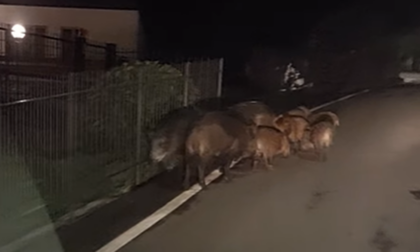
left=299, top=111, right=340, bottom=161
left=253, top=125, right=291, bottom=170
left=273, top=114, right=310, bottom=152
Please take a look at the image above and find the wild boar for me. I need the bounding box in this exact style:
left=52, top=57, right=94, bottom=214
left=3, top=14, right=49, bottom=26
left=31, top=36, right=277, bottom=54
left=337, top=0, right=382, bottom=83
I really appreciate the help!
left=253, top=125, right=291, bottom=170
left=184, top=111, right=256, bottom=189
left=273, top=114, right=310, bottom=152
left=228, top=101, right=277, bottom=127
left=299, top=111, right=340, bottom=161
left=150, top=106, right=203, bottom=171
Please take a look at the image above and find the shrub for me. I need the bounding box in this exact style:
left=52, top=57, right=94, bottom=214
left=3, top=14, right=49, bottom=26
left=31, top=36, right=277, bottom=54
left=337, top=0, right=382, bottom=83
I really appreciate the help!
left=81, top=61, right=187, bottom=157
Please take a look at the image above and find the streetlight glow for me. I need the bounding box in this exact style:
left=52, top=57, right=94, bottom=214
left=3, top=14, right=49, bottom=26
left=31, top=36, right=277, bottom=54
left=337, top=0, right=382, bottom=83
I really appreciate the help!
left=11, top=24, right=26, bottom=39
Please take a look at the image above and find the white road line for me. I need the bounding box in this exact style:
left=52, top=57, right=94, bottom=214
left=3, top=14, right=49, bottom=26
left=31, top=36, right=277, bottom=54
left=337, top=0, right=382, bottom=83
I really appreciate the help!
left=95, top=89, right=370, bottom=252
left=96, top=171, right=222, bottom=252
left=310, top=89, right=369, bottom=112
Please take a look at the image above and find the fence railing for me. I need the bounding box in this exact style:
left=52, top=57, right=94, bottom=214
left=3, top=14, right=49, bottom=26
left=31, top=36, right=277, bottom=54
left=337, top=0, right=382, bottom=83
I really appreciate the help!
left=0, top=24, right=133, bottom=76
left=0, top=57, right=223, bottom=223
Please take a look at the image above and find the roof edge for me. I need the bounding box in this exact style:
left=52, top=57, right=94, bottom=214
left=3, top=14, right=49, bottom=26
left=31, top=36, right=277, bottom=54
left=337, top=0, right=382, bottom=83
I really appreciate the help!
left=0, top=1, right=138, bottom=11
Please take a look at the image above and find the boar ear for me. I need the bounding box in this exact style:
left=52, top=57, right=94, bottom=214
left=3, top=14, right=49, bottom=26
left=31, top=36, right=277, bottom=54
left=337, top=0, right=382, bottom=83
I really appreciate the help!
left=329, top=112, right=340, bottom=126
left=273, top=114, right=283, bottom=126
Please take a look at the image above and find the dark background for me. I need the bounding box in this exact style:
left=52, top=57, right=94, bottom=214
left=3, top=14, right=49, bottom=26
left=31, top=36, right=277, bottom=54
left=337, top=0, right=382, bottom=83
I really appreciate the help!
left=0, top=0, right=352, bottom=55
left=1, top=0, right=419, bottom=57
left=140, top=0, right=350, bottom=56
left=2, top=0, right=420, bottom=93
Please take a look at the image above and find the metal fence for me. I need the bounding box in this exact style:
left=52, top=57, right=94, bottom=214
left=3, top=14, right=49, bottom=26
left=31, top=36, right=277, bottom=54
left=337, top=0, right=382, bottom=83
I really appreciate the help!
left=0, top=57, right=223, bottom=223
left=0, top=23, right=133, bottom=76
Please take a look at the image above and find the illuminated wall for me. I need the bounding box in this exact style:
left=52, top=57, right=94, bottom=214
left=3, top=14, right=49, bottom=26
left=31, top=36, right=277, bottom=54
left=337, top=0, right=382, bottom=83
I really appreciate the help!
left=0, top=4, right=141, bottom=52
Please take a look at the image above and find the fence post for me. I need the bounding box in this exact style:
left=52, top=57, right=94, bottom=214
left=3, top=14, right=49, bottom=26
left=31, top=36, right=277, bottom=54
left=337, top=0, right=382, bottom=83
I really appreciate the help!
left=4, top=25, right=12, bottom=83
left=183, top=61, right=191, bottom=106
left=73, top=37, right=85, bottom=72
left=135, top=71, right=143, bottom=186
left=67, top=73, right=76, bottom=155
left=217, top=58, right=224, bottom=97
left=105, top=43, right=116, bottom=70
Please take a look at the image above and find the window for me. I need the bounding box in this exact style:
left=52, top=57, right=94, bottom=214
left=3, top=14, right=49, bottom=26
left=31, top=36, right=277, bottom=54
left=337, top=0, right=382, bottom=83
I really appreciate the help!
left=33, top=26, right=46, bottom=60
left=0, top=29, right=6, bottom=56
left=61, top=28, right=76, bottom=62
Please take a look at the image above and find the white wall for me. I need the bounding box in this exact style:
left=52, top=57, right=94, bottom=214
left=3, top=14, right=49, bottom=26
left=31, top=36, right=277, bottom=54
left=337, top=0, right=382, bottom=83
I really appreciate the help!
left=0, top=4, right=140, bottom=52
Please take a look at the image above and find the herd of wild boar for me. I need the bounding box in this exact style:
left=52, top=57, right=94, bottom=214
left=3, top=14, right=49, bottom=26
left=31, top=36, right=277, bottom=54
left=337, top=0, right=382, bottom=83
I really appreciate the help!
left=150, top=101, right=340, bottom=190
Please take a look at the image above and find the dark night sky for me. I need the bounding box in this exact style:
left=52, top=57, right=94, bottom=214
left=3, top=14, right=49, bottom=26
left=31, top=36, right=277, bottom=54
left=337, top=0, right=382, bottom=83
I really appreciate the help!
left=138, top=0, right=420, bottom=57
left=139, top=0, right=351, bottom=56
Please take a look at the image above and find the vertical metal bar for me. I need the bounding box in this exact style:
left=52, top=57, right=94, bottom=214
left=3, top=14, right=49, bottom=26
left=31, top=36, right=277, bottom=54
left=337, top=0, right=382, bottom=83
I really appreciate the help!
left=183, top=61, right=190, bottom=106
left=66, top=73, right=75, bottom=155
left=5, top=25, right=11, bottom=84
left=135, top=71, right=143, bottom=186
left=217, top=58, right=224, bottom=97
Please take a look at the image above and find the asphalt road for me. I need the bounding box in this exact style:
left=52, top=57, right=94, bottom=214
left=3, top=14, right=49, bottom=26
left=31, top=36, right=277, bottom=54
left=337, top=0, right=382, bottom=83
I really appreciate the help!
left=119, top=86, right=420, bottom=252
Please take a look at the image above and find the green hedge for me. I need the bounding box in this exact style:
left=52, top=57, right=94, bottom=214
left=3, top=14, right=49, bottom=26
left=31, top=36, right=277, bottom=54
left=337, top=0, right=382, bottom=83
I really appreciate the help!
left=81, top=61, right=186, bottom=157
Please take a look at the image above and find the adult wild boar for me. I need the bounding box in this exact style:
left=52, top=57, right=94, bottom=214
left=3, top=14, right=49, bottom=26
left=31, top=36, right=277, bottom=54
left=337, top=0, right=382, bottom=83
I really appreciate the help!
left=184, top=111, right=256, bottom=189
left=150, top=106, right=204, bottom=171
left=228, top=101, right=277, bottom=127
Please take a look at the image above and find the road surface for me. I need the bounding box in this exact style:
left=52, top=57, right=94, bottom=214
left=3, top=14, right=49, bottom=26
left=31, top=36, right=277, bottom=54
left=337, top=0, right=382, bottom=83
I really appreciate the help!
left=120, top=86, right=420, bottom=252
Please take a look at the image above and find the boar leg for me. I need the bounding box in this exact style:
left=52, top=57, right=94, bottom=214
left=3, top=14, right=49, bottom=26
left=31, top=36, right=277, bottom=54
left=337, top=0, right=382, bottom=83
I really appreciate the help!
left=288, top=142, right=297, bottom=155
left=251, top=157, right=259, bottom=171
left=283, top=145, right=292, bottom=158
left=183, top=165, right=191, bottom=190
left=264, top=155, right=275, bottom=171
left=222, top=164, right=233, bottom=182
left=251, top=152, right=263, bottom=171
left=223, top=156, right=239, bottom=182
left=198, top=165, right=207, bottom=189
left=295, top=140, right=302, bottom=151
left=313, top=149, right=327, bottom=162
left=293, top=142, right=301, bottom=153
